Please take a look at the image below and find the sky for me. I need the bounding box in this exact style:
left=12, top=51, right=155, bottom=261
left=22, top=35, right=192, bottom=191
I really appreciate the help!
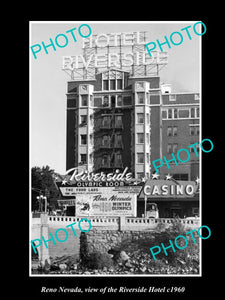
left=30, top=21, right=201, bottom=174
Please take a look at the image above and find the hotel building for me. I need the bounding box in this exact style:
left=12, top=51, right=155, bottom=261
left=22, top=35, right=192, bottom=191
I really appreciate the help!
left=66, top=70, right=200, bottom=181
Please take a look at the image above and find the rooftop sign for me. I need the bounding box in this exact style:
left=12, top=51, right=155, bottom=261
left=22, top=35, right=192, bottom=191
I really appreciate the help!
left=62, top=31, right=168, bottom=77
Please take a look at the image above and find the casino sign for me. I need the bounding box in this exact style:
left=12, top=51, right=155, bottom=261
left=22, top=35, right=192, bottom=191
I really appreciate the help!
left=139, top=179, right=198, bottom=198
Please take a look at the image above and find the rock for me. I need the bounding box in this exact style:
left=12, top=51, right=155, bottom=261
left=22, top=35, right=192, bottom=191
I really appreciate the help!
left=140, top=266, right=147, bottom=273
left=59, top=263, right=67, bottom=271
left=83, top=271, right=91, bottom=275
left=125, top=261, right=133, bottom=268
left=120, top=251, right=129, bottom=262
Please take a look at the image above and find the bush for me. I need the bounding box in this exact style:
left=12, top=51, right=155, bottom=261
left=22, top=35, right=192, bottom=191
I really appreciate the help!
left=84, top=252, right=114, bottom=270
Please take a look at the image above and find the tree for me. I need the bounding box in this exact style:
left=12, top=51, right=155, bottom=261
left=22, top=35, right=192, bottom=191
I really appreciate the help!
left=31, top=165, right=60, bottom=212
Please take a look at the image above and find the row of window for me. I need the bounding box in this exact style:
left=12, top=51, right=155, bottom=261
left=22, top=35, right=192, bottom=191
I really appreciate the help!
left=162, top=107, right=199, bottom=119
left=166, top=126, right=199, bottom=136
left=80, top=128, right=199, bottom=146
left=167, top=94, right=200, bottom=101
left=166, top=143, right=200, bottom=154
left=103, top=79, right=123, bottom=91
left=80, top=151, right=150, bottom=165
left=79, top=94, right=133, bottom=108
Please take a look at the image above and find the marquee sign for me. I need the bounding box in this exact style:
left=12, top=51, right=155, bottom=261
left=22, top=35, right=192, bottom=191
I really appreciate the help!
left=55, top=167, right=144, bottom=217
left=56, top=184, right=141, bottom=217
left=75, top=192, right=137, bottom=217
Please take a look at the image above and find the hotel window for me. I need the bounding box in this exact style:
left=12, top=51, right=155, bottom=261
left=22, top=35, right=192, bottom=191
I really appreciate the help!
left=90, top=115, right=94, bottom=126
left=179, top=109, right=189, bottom=118
left=102, top=116, right=110, bottom=127
left=196, top=126, right=199, bottom=135
left=110, top=79, right=116, bottom=90
left=115, top=115, right=123, bottom=128
left=137, top=133, right=144, bottom=143
left=190, top=127, right=195, bottom=135
left=173, top=143, right=178, bottom=153
left=137, top=92, right=145, bottom=104
left=169, top=94, right=176, bottom=101
left=174, top=108, right=178, bottom=118
left=168, top=109, right=172, bottom=119
left=137, top=172, right=144, bottom=180
left=103, top=96, right=109, bottom=107
left=102, top=155, right=109, bottom=166
left=162, top=110, right=167, bottom=119
left=194, top=93, right=200, bottom=100
left=167, top=143, right=172, bottom=153
left=137, top=153, right=144, bottom=163
left=115, top=153, right=122, bottom=164
left=115, top=134, right=122, bottom=147
left=80, top=115, right=87, bottom=125
left=117, top=95, right=122, bottom=106
left=90, top=134, right=93, bottom=145
left=102, top=135, right=110, bottom=146
left=81, top=95, right=88, bottom=106
left=190, top=144, right=200, bottom=153
left=196, top=107, right=200, bottom=118
left=117, top=79, right=123, bottom=90
left=167, top=126, right=172, bottom=136
left=137, top=113, right=144, bottom=124
left=80, top=134, right=87, bottom=145
left=191, top=108, right=195, bottom=118
left=80, top=154, right=87, bottom=164
left=173, top=126, right=177, bottom=136
left=103, top=80, right=109, bottom=90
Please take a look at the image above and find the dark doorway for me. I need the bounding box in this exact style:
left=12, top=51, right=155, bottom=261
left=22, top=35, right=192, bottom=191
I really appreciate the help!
left=66, top=205, right=75, bottom=216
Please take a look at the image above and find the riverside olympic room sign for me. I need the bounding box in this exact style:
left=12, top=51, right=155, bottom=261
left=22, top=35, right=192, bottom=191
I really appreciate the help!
left=56, top=168, right=143, bottom=217
left=55, top=167, right=198, bottom=217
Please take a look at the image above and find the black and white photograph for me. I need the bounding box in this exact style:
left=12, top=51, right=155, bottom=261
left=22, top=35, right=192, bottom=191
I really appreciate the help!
left=28, top=20, right=217, bottom=296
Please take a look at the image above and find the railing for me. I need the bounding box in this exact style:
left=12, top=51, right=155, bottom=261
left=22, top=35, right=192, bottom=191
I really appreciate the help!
left=125, top=217, right=199, bottom=225
left=46, top=216, right=200, bottom=231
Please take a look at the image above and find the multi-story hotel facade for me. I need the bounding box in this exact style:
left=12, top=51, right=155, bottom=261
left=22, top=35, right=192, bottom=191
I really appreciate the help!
left=66, top=70, right=200, bottom=181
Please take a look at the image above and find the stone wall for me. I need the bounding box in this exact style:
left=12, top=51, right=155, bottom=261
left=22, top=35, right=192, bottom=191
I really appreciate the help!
left=81, top=221, right=199, bottom=256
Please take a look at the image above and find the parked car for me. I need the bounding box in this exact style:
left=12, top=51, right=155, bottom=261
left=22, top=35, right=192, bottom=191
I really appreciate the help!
left=52, top=209, right=63, bottom=216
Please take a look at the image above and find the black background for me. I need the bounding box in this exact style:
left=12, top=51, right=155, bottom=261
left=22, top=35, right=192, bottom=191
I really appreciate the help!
left=18, top=10, right=221, bottom=299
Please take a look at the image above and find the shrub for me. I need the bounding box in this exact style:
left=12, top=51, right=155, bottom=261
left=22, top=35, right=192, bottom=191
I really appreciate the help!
left=84, top=252, right=114, bottom=270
